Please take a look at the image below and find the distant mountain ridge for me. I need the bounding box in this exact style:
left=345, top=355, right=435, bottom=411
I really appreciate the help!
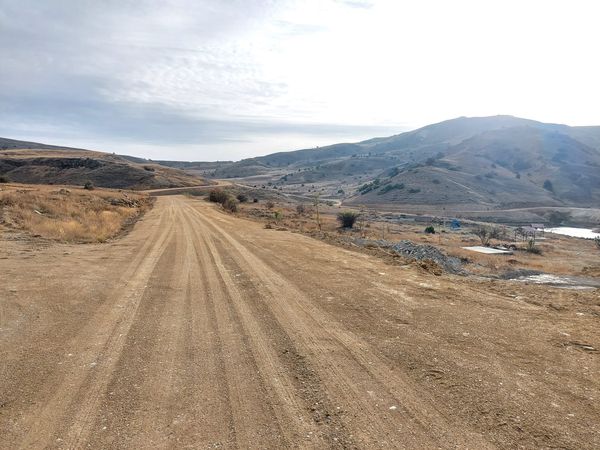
left=213, top=116, right=600, bottom=208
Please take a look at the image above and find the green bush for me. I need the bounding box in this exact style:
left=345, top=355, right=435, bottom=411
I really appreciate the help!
left=357, top=178, right=381, bottom=195
left=424, top=225, right=435, bottom=234
left=83, top=181, right=94, bottom=190
left=378, top=183, right=404, bottom=195
left=543, top=179, right=554, bottom=192
left=337, top=211, right=359, bottom=228
left=546, top=210, right=571, bottom=226
left=236, top=193, right=248, bottom=203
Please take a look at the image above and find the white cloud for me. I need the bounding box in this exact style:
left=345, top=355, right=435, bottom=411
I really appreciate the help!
left=1, top=0, right=599, bottom=160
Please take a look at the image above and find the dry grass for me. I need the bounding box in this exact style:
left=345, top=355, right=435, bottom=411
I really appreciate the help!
left=0, top=184, right=153, bottom=242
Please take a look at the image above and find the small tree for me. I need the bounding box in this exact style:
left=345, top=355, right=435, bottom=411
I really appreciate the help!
left=236, top=193, right=248, bottom=203
left=424, top=225, right=435, bottom=234
left=296, top=204, right=306, bottom=215
left=489, top=226, right=503, bottom=240
left=337, top=211, right=359, bottom=228
left=84, top=181, right=94, bottom=190
left=313, top=193, right=322, bottom=231
left=474, top=226, right=491, bottom=246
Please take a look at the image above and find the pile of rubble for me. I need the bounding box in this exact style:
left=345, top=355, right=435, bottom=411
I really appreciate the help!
left=354, top=238, right=464, bottom=274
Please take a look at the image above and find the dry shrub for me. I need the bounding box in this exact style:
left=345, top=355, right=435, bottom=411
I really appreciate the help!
left=208, top=189, right=229, bottom=204
left=0, top=187, right=150, bottom=242
left=222, top=196, right=238, bottom=213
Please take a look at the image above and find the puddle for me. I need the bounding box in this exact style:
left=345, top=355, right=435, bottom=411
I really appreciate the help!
left=499, top=269, right=599, bottom=289
left=513, top=273, right=600, bottom=290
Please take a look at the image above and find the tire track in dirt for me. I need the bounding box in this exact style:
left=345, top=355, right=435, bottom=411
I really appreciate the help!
left=17, top=200, right=176, bottom=449
left=129, top=207, right=195, bottom=445
left=187, top=201, right=495, bottom=449
left=180, top=204, right=325, bottom=448
left=83, top=201, right=238, bottom=449
left=81, top=205, right=198, bottom=448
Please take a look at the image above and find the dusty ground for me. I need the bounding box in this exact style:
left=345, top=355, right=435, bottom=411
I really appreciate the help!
left=236, top=198, right=600, bottom=279
left=1, top=195, right=599, bottom=449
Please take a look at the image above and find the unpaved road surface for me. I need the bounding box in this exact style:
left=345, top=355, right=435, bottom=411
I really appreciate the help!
left=1, top=196, right=599, bottom=449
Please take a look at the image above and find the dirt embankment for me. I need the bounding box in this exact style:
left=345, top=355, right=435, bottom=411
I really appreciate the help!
left=0, top=149, right=205, bottom=190
left=1, top=195, right=599, bottom=449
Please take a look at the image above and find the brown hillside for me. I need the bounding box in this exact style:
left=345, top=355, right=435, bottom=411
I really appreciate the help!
left=0, top=145, right=206, bottom=190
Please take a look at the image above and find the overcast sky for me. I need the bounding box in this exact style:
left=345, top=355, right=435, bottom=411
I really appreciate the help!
left=1, top=0, right=599, bottom=161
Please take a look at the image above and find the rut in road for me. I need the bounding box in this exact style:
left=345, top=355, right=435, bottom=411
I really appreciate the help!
left=17, top=202, right=177, bottom=449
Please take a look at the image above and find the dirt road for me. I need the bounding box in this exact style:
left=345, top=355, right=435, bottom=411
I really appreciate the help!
left=1, top=196, right=599, bottom=449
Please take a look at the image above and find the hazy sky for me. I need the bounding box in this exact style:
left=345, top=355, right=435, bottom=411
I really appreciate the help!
left=1, top=0, right=599, bottom=161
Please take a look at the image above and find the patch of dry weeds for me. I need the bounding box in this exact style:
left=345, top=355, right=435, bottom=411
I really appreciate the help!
left=0, top=184, right=153, bottom=242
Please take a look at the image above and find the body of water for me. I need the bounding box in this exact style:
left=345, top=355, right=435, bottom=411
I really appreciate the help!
left=546, top=227, right=600, bottom=239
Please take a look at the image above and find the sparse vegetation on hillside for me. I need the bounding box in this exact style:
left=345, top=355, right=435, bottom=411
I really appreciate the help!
left=0, top=186, right=152, bottom=242
left=215, top=116, right=600, bottom=210
left=378, top=183, right=404, bottom=195
left=357, top=178, right=381, bottom=195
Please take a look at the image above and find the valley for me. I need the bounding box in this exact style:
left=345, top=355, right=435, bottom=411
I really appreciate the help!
left=1, top=115, right=599, bottom=449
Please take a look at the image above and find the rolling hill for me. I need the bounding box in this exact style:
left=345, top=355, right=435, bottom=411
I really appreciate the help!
left=212, top=116, right=600, bottom=209
left=0, top=140, right=206, bottom=190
